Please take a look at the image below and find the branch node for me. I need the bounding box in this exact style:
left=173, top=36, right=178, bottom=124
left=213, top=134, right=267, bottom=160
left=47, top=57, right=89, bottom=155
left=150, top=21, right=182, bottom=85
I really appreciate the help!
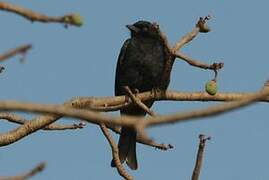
left=155, top=143, right=174, bottom=151
left=196, top=15, right=211, bottom=33
left=124, top=86, right=158, bottom=116
left=199, top=134, right=211, bottom=144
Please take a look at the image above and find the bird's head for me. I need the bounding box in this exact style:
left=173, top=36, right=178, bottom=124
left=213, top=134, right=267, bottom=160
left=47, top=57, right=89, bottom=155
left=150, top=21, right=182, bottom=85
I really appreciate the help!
left=126, top=21, right=160, bottom=38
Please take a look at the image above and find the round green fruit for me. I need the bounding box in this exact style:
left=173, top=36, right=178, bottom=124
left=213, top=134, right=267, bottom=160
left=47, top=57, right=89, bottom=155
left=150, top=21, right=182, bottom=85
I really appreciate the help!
left=71, top=14, right=83, bottom=27
left=205, top=80, right=217, bottom=95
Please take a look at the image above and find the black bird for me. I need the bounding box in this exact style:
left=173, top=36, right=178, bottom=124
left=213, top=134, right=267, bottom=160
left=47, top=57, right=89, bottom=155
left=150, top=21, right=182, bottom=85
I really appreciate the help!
left=111, top=21, right=170, bottom=170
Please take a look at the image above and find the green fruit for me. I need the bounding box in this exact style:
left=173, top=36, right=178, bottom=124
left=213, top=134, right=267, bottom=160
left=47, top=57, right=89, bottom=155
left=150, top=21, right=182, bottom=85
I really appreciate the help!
left=71, top=14, right=83, bottom=27
left=205, top=80, right=217, bottom=95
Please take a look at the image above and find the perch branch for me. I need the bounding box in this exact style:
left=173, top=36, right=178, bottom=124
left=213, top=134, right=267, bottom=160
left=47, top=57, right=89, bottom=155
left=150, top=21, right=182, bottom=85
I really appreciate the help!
left=70, top=91, right=269, bottom=112
left=0, top=88, right=268, bottom=147
left=124, top=86, right=157, bottom=116
left=142, top=88, right=269, bottom=128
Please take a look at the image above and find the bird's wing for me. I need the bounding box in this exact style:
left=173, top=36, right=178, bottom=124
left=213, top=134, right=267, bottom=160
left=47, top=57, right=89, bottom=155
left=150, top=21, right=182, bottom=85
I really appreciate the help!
left=115, top=39, right=130, bottom=96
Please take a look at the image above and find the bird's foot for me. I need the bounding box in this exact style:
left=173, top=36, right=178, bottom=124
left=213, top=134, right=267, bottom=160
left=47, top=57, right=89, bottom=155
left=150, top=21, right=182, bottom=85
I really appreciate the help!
left=133, top=88, right=140, bottom=96
left=150, top=87, right=163, bottom=99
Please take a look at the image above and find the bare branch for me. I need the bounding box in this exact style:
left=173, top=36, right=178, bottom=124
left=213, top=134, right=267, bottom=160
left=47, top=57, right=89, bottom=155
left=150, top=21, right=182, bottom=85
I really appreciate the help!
left=107, top=125, right=173, bottom=150
left=143, top=88, right=269, bottom=128
left=173, top=27, right=200, bottom=52
left=124, top=86, right=157, bottom=116
left=0, top=162, right=46, bottom=180
left=100, top=123, right=133, bottom=180
left=0, top=111, right=169, bottom=149
left=191, top=135, right=211, bottom=180
left=0, top=114, right=62, bottom=146
left=0, top=98, right=169, bottom=148
left=0, top=2, right=83, bottom=27
left=172, top=16, right=211, bottom=52
left=71, top=91, right=269, bottom=112
left=0, top=88, right=268, bottom=147
left=0, top=44, right=32, bottom=62
left=0, top=112, right=85, bottom=130
left=154, top=16, right=222, bottom=90
left=0, top=97, right=90, bottom=146
left=174, top=52, right=224, bottom=71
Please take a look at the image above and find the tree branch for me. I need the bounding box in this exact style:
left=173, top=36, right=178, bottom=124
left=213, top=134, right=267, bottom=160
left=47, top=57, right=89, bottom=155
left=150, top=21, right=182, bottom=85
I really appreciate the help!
left=172, top=26, right=200, bottom=52
left=0, top=2, right=83, bottom=27
left=107, top=125, right=172, bottom=150
left=191, top=135, right=211, bottom=180
left=0, top=111, right=169, bottom=149
left=0, top=112, right=85, bottom=130
left=156, top=15, right=223, bottom=87
left=0, top=44, right=32, bottom=62
left=0, top=162, right=46, bottom=180
left=142, top=88, right=269, bottom=128
left=124, top=86, right=157, bottom=116
left=174, top=52, right=224, bottom=71
left=100, top=123, right=133, bottom=180
left=0, top=88, right=268, bottom=147
left=71, top=91, right=269, bottom=112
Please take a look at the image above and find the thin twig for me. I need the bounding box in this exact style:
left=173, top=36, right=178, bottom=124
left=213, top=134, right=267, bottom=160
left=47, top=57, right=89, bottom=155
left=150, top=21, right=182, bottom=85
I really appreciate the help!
left=0, top=2, right=83, bottom=26
left=0, top=112, right=85, bottom=130
left=191, top=135, right=211, bottom=180
left=107, top=125, right=173, bottom=150
left=174, top=52, right=224, bottom=71
left=0, top=44, right=32, bottom=62
left=170, top=16, right=224, bottom=77
left=172, top=16, right=211, bottom=52
left=0, top=111, right=170, bottom=149
left=0, top=162, right=46, bottom=180
left=172, top=27, right=200, bottom=52
left=99, top=123, right=133, bottom=180
left=155, top=16, right=223, bottom=90
left=124, top=86, right=157, bottom=116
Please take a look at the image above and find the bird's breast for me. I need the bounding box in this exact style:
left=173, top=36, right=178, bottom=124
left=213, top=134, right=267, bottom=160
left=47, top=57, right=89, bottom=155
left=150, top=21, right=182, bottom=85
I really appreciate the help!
left=125, top=38, right=166, bottom=91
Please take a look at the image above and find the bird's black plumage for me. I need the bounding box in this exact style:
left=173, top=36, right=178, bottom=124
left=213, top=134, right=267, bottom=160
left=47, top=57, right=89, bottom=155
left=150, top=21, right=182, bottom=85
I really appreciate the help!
left=111, top=21, right=170, bottom=170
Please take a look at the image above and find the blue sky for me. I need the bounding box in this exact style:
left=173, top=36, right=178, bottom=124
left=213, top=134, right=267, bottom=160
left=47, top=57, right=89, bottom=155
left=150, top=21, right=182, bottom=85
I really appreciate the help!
left=0, top=0, right=269, bottom=179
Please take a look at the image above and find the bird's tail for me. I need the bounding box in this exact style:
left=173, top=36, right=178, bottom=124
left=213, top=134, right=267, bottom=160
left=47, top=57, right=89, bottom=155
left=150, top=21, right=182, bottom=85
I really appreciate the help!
left=111, top=101, right=152, bottom=170
left=111, top=127, right=138, bottom=170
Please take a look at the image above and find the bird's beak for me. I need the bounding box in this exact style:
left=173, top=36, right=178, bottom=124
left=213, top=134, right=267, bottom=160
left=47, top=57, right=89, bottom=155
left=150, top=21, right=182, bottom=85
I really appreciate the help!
left=126, top=24, right=140, bottom=33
